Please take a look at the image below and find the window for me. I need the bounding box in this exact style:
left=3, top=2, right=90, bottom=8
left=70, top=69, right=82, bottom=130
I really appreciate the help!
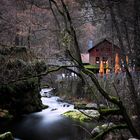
left=96, top=57, right=100, bottom=64
left=106, top=48, right=111, bottom=51
left=96, top=49, right=99, bottom=52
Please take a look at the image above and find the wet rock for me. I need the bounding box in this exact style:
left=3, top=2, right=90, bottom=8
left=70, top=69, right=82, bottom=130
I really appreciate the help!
left=129, top=138, right=139, bottom=140
left=74, top=103, right=87, bottom=109
left=40, top=88, right=54, bottom=97
left=43, top=92, right=52, bottom=98
left=99, top=104, right=106, bottom=108
left=91, top=123, right=114, bottom=136
left=63, top=104, right=70, bottom=107
left=66, top=104, right=70, bottom=107
left=0, top=132, right=14, bottom=140
left=0, top=109, right=13, bottom=120
left=85, top=103, right=106, bottom=109
left=51, top=108, right=57, bottom=111
left=42, top=105, right=49, bottom=109
left=81, top=110, right=100, bottom=118
left=57, top=98, right=64, bottom=103
left=86, top=103, right=97, bottom=109
left=91, top=126, right=100, bottom=136
left=131, top=115, right=138, bottom=120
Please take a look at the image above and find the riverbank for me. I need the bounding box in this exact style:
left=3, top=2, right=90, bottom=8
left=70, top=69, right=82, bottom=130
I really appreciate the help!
left=0, top=90, right=92, bottom=140
left=57, top=93, right=133, bottom=140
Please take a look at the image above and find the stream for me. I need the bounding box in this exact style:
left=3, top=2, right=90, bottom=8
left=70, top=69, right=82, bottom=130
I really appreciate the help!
left=7, top=88, right=90, bottom=140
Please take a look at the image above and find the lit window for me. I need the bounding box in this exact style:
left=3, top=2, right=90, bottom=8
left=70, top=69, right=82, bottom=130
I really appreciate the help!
left=103, top=57, right=108, bottom=63
left=96, top=57, right=100, bottom=64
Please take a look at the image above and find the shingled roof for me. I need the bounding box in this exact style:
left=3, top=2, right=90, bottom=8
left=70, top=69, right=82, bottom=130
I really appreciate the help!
left=88, top=39, right=119, bottom=52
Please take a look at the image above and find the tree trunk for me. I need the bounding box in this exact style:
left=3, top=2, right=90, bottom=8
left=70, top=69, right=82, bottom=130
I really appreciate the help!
left=107, top=0, right=140, bottom=137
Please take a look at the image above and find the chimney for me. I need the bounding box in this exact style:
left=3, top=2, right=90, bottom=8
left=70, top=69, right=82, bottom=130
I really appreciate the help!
left=88, top=40, right=93, bottom=49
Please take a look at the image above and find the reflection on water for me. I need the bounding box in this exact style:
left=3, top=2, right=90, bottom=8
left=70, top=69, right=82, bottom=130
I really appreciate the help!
left=13, top=115, right=84, bottom=140
left=8, top=89, right=90, bottom=140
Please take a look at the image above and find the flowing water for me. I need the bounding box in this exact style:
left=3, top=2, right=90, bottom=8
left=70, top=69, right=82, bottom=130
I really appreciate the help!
left=6, top=88, right=90, bottom=140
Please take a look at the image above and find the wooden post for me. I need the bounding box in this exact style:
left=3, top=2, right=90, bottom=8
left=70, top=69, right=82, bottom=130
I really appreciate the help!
left=99, top=60, right=104, bottom=77
left=115, top=53, right=121, bottom=74
left=106, top=60, right=110, bottom=78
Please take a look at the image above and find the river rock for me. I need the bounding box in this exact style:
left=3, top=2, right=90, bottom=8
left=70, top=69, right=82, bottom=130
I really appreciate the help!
left=42, top=104, right=49, bottom=109
left=129, top=138, right=139, bottom=140
left=86, top=103, right=97, bottom=109
left=91, top=123, right=114, bottom=136
left=0, top=132, right=14, bottom=140
left=99, top=104, right=106, bottom=108
left=0, top=109, right=13, bottom=120
left=81, top=110, right=100, bottom=118
left=51, top=108, right=57, bottom=111
left=63, top=110, right=92, bottom=122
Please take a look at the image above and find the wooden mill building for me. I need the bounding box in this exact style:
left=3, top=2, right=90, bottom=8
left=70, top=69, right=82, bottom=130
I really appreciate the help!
left=87, top=39, right=121, bottom=72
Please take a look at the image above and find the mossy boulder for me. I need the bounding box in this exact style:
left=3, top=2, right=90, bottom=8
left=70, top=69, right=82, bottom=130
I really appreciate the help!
left=81, top=110, right=100, bottom=118
left=91, top=123, right=114, bottom=136
left=0, top=109, right=13, bottom=120
left=42, top=104, right=49, bottom=109
left=63, top=110, right=92, bottom=122
left=0, top=78, right=42, bottom=116
left=0, top=47, right=47, bottom=116
left=74, top=103, right=87, bottom=109
left=0, top=132, right=14, bottom=140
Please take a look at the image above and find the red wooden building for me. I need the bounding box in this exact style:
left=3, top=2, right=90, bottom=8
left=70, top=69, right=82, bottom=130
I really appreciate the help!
left=88, top=39, right=121, bottom=72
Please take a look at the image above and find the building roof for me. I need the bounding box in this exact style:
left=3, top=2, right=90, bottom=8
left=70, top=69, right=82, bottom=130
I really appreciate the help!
left=88, top=39, right=120, bottom=52
left=81, top=53, right=89, bottom=64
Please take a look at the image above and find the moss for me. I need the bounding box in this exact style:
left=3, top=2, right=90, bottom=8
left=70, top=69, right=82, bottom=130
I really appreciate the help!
left=84, top=64, right=99, bottom=69
left=74, top=103, right=87, bottom=109
left=63, top=111, right=92, bottom=122
left=0, top=47, right=11, bottom=55
left=0, top=46, right=27, bottom=56
left=40, top=84, right=49, bottom=88
left=109, top=96, right=119, bottom=101
left=60, top=30, right=72, bottom=47
left=11, top=46, right=27, bottom=53
left=92, top=124, right=128, bottom=140
left=0, top=78, right=38, bottom=93
left=6, top=59, right=25, bottom=69
left=13, top=78, right=39, bottom=91
left=0, top=47, right=44, bottom=115
left=0, top=109, right=13, bottom=120
left=0, top=132, right=14, bottom=140
left=42, top=104, right=49, bottom=109
left=99, top=108, right=121, bottom=117
left=33, top=60, right=47, bottom=74
left=0, top=77, right=42, bottom=115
